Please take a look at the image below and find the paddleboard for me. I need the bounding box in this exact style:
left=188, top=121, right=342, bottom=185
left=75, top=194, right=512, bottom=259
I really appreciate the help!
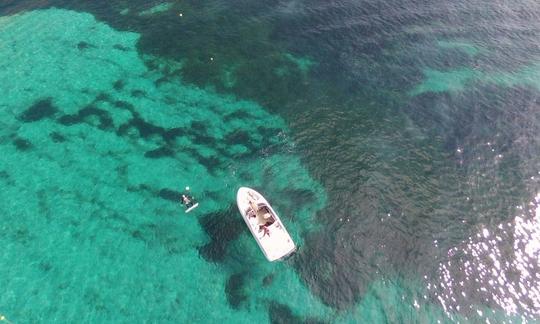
left=185, top=203, right=199, bottom=213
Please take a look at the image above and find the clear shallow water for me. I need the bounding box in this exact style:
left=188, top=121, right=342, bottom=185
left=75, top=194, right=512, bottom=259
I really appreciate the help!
left=0, top=1, right=539, bottom=323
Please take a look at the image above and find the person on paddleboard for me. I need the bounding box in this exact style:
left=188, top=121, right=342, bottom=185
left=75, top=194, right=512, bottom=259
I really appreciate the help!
left=181, top=194, right=194, bottom=208
left=181, top=186, right=198, bottom=212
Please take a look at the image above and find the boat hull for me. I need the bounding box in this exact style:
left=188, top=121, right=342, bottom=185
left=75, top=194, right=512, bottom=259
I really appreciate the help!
left=236, top=187, right=296, bottom=261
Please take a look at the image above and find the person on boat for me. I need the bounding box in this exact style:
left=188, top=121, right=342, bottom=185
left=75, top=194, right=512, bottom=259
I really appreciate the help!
left=248, top=199, right=259, bottom=213
left=248, top=210, right=256, bottom=218
left=260, top=225, right=270, bottom=237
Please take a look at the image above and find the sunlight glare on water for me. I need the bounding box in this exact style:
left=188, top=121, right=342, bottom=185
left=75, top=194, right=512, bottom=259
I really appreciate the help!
left=435, top=193, right=540, bottom=321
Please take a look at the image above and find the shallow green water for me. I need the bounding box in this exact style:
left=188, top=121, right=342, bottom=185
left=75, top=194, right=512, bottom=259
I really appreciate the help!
left=0, top=9, right=330, bottom=322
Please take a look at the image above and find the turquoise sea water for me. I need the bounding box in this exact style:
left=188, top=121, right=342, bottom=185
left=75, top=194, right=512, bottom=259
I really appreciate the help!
left=0, top=1, right=539, bottom=323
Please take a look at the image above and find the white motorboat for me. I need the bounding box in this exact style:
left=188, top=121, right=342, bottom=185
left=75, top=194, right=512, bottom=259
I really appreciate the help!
left=236, top=187, right=296, bottom=261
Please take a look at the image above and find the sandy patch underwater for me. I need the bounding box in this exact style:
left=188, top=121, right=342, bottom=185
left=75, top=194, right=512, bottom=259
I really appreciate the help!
left=0, top=8, right=330, bottom=323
